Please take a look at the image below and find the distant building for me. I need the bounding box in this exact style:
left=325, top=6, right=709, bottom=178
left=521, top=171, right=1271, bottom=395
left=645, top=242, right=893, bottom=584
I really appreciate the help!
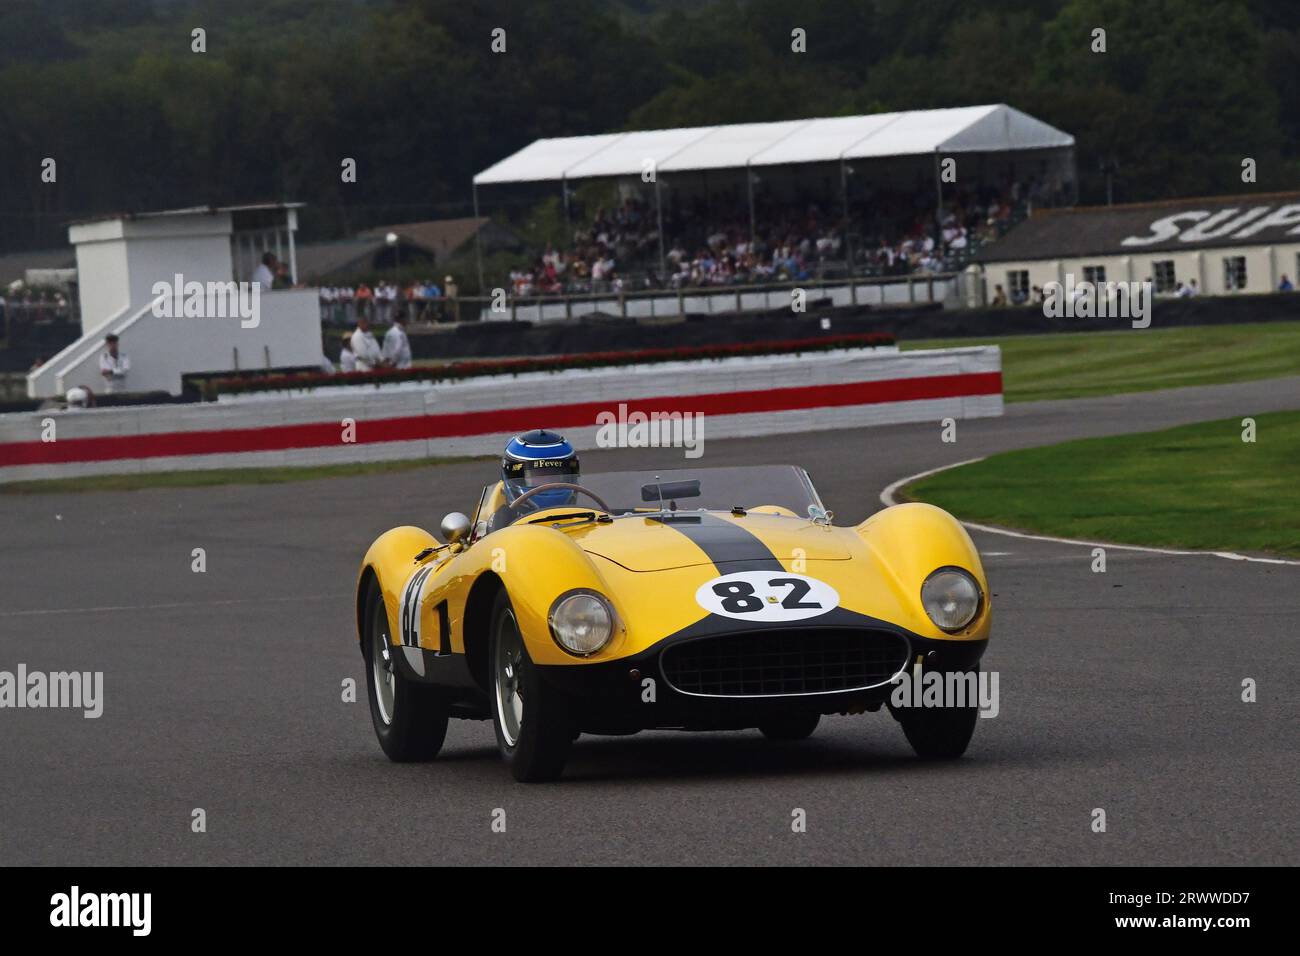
left=0, top=249, right=76, bottom=290
left=292, top=236, right=419, bottom=284
left=28, top=203, right=323, bottom=398
left=361, top=217, right=523, bottom=263
left=974, top=192, right=1300, bottom=302
left=294, top=217, right=522, bottom=283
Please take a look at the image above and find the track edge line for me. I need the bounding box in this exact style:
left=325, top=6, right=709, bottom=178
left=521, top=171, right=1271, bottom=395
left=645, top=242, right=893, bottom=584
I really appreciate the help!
left=878, top=458, right=1300, bottom=567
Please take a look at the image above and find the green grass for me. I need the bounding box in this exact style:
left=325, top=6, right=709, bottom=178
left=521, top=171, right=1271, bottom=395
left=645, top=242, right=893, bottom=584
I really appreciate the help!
left=902, top=320, right=1300, bottom=402
left=0, top=456, right=488, bottom=495
left=904, top=411, right=1300, bottom=557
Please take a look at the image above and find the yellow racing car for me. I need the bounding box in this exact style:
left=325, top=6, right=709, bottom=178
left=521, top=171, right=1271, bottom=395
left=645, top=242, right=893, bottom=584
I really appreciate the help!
left=356, top=431, right=990, bottom=781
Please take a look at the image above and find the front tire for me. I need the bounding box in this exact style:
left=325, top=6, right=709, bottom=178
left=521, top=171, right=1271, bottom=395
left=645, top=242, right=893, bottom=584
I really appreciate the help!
left=893, top=667, right=979, bottom=760
left=363, top=582, right=449, bottom=762
left=490, top=589, right=573, bottom=782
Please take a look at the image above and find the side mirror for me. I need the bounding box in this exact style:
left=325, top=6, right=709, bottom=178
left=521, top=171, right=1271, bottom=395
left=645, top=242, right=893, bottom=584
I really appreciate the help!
left=440, top=512, right=471, bottom=547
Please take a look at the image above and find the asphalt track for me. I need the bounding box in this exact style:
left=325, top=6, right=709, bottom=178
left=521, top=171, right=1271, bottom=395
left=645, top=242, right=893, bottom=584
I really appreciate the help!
left=2, top=375, right=1299, bottom=866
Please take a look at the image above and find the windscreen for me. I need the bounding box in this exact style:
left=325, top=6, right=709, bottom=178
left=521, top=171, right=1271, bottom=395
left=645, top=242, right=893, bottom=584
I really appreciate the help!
left=573, top=464, right=824, bottom=516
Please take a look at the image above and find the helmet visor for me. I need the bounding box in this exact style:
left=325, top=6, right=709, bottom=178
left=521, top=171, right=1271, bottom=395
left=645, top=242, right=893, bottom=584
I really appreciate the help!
left=503, top=457, right=580, bottom=503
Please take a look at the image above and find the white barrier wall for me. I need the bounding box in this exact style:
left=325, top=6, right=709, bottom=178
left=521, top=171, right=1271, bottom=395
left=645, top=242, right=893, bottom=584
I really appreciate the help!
left=0, top=346, right=1002, bottom=484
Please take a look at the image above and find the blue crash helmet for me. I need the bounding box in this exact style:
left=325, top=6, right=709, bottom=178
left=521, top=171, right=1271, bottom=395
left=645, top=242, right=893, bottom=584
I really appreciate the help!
left=501, top=430, right=580, bottom=510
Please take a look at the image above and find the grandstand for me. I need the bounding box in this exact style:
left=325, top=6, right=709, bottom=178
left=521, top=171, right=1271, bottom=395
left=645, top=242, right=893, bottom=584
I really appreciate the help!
left=471, top=104, right=1076, bottom=301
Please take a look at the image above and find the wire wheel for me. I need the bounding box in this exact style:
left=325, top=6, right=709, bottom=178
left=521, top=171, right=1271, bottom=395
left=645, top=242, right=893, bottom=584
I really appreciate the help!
left=493, top=608, right=526, bottom=748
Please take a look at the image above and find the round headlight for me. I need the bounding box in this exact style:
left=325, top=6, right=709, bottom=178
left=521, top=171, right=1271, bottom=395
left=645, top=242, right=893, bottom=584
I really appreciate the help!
left=921, top=568, right=981, bottom=632
left=548, top=591, right=614, bottom=656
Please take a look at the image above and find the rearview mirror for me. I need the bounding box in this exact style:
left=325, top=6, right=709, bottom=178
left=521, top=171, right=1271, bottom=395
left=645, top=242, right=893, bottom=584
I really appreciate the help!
left=641, top=479, right=701, bottom=502
left=440, top=512, right=471, bottom=546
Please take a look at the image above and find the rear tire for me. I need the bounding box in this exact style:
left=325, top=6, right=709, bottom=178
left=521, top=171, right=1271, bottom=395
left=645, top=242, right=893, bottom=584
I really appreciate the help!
left=489, top=589, right=573, bottom=782
left=759, top=712, right=820, bottom=741
left=363, top=582, right=449, bottom=762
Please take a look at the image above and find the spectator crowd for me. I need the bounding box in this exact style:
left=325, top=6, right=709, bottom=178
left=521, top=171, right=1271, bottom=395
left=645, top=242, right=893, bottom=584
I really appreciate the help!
left=497, top=178, right=1037, bottom=299
left=0, top=285, right=75, bottom=325
left=319, top=277, right=458, bottom=325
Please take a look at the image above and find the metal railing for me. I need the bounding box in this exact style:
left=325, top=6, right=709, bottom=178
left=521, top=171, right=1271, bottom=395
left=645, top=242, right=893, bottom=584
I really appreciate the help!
left=467, top=271, right=964, bottom=323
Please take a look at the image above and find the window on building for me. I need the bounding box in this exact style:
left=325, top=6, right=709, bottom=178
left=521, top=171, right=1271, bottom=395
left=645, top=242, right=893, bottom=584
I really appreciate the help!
left=1007, top=269, right=1030, bottom=304
left=1082, top=265, right=1106, bottom=285
left=1223, top=256, right=1247, bottom=291
left=1152, top=260, right=1177, bottom=293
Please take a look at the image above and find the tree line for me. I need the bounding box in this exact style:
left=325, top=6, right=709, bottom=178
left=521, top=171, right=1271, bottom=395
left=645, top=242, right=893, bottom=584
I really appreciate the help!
left=1, top=0, right=1295, bottom=255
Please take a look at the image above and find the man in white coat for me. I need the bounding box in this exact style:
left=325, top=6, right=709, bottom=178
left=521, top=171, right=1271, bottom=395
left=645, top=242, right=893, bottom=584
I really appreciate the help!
left=98, top=334, right=130, bottom=394
left=350, top=316, right=382, bottom=372
left=253, top=251, right=278, bottom=288
left=382, top=312, right=412, bottom=370
left=338, top=331, right=357, bottom=373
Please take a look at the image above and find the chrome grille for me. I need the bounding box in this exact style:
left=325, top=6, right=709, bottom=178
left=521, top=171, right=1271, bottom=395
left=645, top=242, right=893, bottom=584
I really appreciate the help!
left=660, top=628, right=910, bottom=698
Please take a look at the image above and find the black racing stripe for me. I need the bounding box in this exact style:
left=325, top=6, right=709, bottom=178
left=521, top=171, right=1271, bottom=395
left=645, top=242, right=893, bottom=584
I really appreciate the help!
left=649, top=513, right=785, bottom=572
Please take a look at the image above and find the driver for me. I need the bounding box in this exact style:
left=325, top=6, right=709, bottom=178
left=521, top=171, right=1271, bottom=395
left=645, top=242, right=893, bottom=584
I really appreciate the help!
left=489, top=429, right=581, bottom=530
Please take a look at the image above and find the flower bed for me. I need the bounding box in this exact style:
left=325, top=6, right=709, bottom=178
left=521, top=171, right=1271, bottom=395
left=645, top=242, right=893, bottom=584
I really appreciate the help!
left=201, top=332, right=897, bottom=399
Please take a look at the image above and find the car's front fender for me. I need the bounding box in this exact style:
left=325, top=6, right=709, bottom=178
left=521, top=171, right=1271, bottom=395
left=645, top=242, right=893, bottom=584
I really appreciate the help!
left=853, top=503, right=990, bottom=641
left=464, top=524, right=632, bottom=666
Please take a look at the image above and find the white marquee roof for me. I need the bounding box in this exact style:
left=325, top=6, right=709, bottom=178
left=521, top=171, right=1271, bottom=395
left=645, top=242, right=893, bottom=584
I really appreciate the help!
left=473, top=104, right=1073, bottom=186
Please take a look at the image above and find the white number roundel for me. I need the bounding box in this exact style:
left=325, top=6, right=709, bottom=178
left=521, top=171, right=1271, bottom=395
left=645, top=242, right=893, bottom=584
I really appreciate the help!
left=695, top=570, right=839, bottom=622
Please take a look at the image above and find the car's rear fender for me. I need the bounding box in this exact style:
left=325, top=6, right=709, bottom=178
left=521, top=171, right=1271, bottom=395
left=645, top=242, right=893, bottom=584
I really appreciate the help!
left=356, top=525, right=440, bottom=648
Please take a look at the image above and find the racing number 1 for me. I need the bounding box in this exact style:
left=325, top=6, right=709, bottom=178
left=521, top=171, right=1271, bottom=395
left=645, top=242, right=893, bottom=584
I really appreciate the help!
left=711, top=577, right=822, bottom=613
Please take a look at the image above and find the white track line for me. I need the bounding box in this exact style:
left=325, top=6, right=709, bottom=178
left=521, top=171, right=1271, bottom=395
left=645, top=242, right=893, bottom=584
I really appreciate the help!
left=880, top=458, right=1300, bottom=567
left=0, top=594, right=330, bottom=619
